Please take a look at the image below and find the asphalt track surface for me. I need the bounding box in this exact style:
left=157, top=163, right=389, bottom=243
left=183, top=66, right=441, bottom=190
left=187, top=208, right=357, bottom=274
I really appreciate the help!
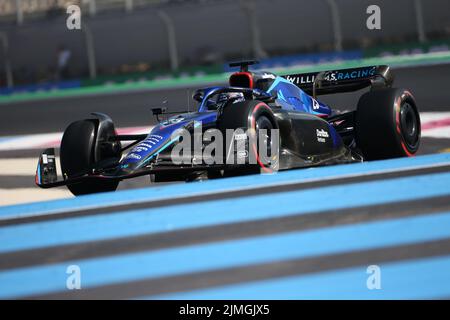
left=1, top=64, right=450, bottom=136
left=0, top=153, right=450, bottom=299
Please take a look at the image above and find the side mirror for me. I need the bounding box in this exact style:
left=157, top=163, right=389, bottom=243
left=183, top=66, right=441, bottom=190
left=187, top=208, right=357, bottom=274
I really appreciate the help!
left=152, top=107, right=167, bottom=116
left=152, top=107, right=167, bottom=122
left=193, top=91, right=204, bottom=102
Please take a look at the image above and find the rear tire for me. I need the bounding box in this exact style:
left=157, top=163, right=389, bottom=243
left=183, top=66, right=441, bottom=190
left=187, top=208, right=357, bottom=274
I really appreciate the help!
left=355, top=88, right=420, bottom=160
left=60, top=119, right=119, bottom=196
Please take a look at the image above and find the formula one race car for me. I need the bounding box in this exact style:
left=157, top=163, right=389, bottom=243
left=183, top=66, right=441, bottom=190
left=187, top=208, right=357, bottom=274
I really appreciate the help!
left=36, top=60, right=420, bottom=196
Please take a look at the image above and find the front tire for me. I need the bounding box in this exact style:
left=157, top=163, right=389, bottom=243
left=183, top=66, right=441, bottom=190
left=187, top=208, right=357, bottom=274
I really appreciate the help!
left=217, top=100, right=279, bottom=174
left=60, top=119, right=119, bottom=196
left=355, top=88, right=421, bottom=160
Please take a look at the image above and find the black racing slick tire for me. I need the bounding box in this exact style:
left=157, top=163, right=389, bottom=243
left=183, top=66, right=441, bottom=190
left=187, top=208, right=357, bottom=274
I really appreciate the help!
left=217, top=100, right=279, bottom=173
left=355, top=88, right=421, bottom=160
left=60, top=119, right=119, bottom=196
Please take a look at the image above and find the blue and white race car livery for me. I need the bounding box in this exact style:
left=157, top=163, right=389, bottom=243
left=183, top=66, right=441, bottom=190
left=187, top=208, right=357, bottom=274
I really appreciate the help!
left=36, top=60, right=421, bottom=196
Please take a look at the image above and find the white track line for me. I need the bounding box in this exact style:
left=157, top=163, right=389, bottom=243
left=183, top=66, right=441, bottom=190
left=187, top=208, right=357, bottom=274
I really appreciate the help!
left=0, top=158, right=55, bottom=176
left=0, top=188, right=72, bottom=207
left=0, top=112, right=449, bottom=153
left=420, top=112, right=450, bottom=138
left=420, top=112, right=450, bottom=122
left=0, top=126, right=150, bottom=151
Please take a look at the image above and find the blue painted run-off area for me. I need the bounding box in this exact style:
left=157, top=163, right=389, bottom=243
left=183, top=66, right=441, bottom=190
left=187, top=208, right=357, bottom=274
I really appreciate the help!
left=0, top=153, right=449, bottom=299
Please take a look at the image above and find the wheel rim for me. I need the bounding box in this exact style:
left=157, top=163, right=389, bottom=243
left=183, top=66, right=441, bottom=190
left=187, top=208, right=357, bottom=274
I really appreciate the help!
left=255, top=115, right=274, bottom=165
left=399, top=102, right=420, bottom=149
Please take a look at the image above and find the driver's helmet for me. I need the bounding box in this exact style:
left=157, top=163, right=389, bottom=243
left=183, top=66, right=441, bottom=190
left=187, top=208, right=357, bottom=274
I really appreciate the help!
left=216, top=92, right=244, bottom=108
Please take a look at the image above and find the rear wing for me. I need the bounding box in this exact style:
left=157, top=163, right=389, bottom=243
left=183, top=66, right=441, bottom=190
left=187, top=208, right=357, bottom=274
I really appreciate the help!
left=282, top=65, right=394, bottom=96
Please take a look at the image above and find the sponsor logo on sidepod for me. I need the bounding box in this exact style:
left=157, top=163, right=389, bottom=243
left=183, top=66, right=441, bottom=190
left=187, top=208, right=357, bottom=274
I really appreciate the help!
left=316, top=128, right=329, bottom=143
